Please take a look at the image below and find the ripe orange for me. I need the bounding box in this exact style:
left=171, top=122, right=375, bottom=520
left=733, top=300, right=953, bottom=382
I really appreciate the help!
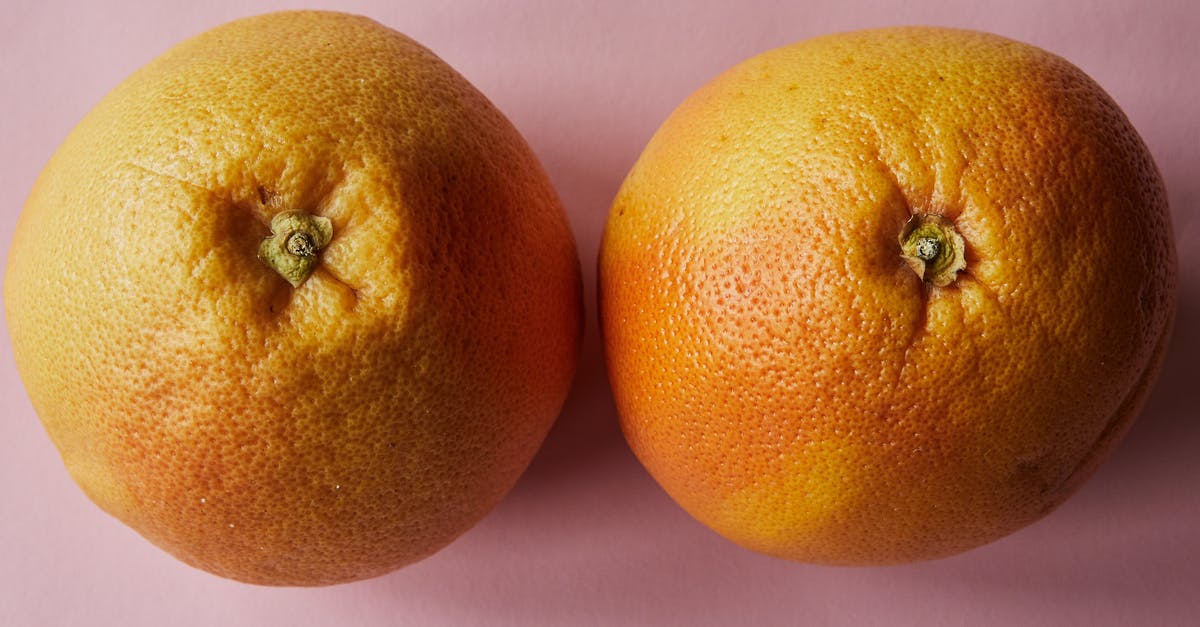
left=4, top=11, right=582, bottom=585
left=599, top=27, right=1176, bottom=564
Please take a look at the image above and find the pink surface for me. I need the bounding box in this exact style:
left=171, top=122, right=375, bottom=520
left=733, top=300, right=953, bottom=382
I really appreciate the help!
left=2, top=1, right=1198, bottom=625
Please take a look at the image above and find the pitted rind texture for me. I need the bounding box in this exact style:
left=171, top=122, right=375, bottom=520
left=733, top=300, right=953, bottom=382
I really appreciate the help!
left=599, top=27, right=1176, bottom=565
left=5, top=11, right=583, bottom=585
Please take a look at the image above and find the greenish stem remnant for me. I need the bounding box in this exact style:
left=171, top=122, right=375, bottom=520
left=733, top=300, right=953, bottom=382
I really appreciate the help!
left=258, top=211, right=333, bottom=287
left=899, top=214, right=966, bottom=287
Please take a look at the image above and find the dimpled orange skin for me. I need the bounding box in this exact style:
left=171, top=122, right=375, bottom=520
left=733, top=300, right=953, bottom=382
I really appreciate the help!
left=599, top=27, right=1176, bottom=565
left=4, top=11, right=582, bottom=585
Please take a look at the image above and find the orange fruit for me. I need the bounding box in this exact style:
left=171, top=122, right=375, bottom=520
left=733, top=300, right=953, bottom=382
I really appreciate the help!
left=4, top=11, right=582, bottom=585
left=599, top=27, right=1176, bottom=564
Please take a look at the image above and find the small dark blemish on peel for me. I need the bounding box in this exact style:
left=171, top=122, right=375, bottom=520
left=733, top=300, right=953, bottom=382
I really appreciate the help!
left=257, top=185, right=278, bottom=206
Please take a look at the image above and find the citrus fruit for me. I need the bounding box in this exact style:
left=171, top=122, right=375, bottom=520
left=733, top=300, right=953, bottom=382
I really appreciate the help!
left=4, top=11, right=582, bottom=585
left=599, top=27, right=1176, bottom=564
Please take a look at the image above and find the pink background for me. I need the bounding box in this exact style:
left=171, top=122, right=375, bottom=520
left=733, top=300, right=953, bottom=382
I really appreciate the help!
left=2, top=1, right=1198, bottom=625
